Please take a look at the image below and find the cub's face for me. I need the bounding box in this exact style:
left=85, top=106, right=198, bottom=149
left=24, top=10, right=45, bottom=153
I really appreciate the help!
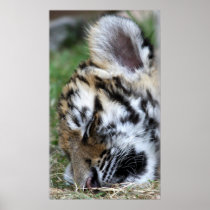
left=61, top=127, right=107, bottom=188
left=60, top=108, right=153, bottom=189
left=58, top=15, right=160, bottom=189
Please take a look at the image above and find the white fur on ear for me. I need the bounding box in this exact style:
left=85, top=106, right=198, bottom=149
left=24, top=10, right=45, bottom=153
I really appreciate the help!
left=88, top=15, right=152, bottom=74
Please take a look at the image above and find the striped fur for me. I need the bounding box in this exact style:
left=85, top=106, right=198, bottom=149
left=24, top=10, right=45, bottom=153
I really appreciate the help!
left=58, top=15, right=160, bottom=188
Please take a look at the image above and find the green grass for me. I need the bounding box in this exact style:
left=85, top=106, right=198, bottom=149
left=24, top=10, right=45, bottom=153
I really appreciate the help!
left=50, top=13, right=160, bottom=199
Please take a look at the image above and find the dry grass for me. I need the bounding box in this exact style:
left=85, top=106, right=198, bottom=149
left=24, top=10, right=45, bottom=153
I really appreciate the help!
left=50, top=182, right=160, bottom=200
left=50, top=145, right=160, bottom=200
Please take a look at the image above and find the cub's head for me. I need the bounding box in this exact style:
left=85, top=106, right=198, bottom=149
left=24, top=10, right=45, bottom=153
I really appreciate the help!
left=59, top=112, right=151, bottom=189
left=58, top=15, right=159, bottom=189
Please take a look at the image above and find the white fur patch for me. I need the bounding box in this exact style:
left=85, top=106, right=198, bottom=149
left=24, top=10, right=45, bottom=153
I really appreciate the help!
left=64, top=163, right=74, bottom=185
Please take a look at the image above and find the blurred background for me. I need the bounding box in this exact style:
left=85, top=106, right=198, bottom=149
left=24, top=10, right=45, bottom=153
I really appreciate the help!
left=49, top=11, right=159, bottom=198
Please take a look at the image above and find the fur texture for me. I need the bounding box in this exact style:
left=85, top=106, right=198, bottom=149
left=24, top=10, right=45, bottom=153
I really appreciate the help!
left=58, top=15, right=160, bottom=189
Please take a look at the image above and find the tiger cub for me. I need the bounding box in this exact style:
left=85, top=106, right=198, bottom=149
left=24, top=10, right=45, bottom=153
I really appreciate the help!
left=58, top=15, right=160, bottom=189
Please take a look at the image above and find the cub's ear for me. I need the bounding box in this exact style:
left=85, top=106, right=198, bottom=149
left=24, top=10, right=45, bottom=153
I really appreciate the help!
left=88, top=15, right=153, bottom=73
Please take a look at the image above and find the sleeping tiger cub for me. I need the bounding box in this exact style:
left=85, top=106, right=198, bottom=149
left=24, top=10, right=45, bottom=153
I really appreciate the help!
left=58, top=15, right=160, bottom=189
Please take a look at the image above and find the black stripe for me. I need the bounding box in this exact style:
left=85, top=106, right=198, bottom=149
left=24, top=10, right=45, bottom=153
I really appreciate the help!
left=148, top=118, right=159, bottom=130
left=96, top=80, right=139, bottom=124
left=143, top=117, right=159, bottom=139
left=107, top=155, right=120, bottom=182
left=72, top=115, right=80, bottom=127
left=140, top=91, right=159, bottom=117
left=100, top=123, right=116, bottom=134
left=109, top=131, right=117, bottom=137
left=79, top=61, right=87, bottom=69
left=114, top=149, right=147, bottom=182
left=66, top=89, right=75, bottom=98
left=108, top=122, right=116, bottom=129
left=82, top=132, right=88, bottom=145
left=102, top=155, right=114, bottom=181
left=103, top=157, right=116, bottom=182
left=69, top=76, right=76, bottom=84
left=108, top=92, right=135, bottom=116
left=120, top=116, right=127, bottom=124
left=95, top=80, right=107, bottom=91
left=100, top=149, right=107, bottom=158
left=94, top=96, right=103, bottom=112
left=150, top=130, right=157, bottom=142
left=82, top=119, right=93, bottom=145
left=80, top=106, right=88, bottom=122
left=67, top=101, right=75, bottom=110
left=66, top=89, right=79, bottom=100
left=113, top=76, right=131, bottom=95
left=77, top=75, right=90, bottom=86
left=141, top=33, right=154, bottom=60
left=97, top=115, right=102, bottom=126
left=99, top=156, right=107, bottom=171
left=146, top=90, right=158, bottom=107
left=120, top=113, right=140, bottom=125
left=94, top=75, right=103, bottom=82
left=140, top=98, right=147, bottom=114
left=89, top=60, right=100, bottom=69
left=99, top=150, right=110, bottom=171
left=58, top=112, right=65, bottom=120
left=102, top=86, right=134, bottom=115
left=128, top=110, right=140, bottom=124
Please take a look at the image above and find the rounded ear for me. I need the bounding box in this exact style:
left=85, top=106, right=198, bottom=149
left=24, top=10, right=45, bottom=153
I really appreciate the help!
left=88, top=15, right=153, bottom=73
